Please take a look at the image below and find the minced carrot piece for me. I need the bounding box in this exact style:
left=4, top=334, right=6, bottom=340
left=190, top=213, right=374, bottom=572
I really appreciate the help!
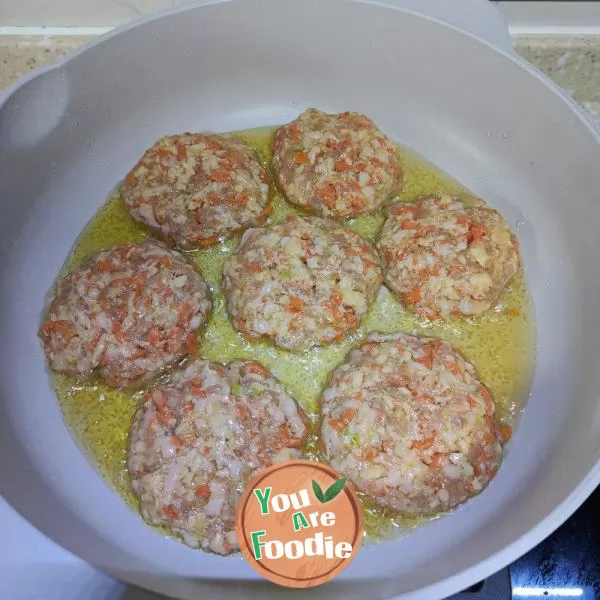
left=295, top=152, right=309, bottom=165
left=39, top=320, right=76, bottom=341
left=349, top=196, right=365, bottom=211
left=413, top=394, right=434, bottom=404
left=330, top=408, right=356, bottom=433
left=348, top=179, right=361, bottom=193
left=326, top=138, right=350, bottom=149
left=287, top=123, right=301, bottom=141
left=189, top=379, right=215, bottom=398
left=417, top=224, right=435, bottom=236
left=361, top=446, right=377, bottom=461
left=111, top=322, right=127, bottom=344
left=237, top=404, right=250, bottom=420
left=246, top=262, right=262, bottom=273
left=469, top=222, right=486, bottom=243
left=87, top=331, right=102, bottom=350
left=195, top=387, right=217, bottom=398
left=246, top=362, right=269, bottom=378
left=407, top=287, right=421, bottom=304
left=157, top=405, right=175, bottom=425
left=416, top=350, right=433, bottom=370
left=110, top=276, right=136, bottom=288
left=448, top=264, right=465, bottom=276
left=185, top=332, right=198, bottom=353
left=447, top=361, right=465, bottom=377
left=411, top=437, right=434, bottom=451
left=478, top=385, right=494, bottom=413
left=287, top=296, right=304, bottom=313
left=131, top=347, right=148, bottom=360
left=317, top=184, right=337, bottom=208
left=209, top=169, right=231, bottom=183
left=163, top=505, right=180, bottom=519
left=431, top=453, right=445, bottom=468
left=158, top=255, right=173, bottom=268
left=206, top=138, right=222, bottom=150
left=96, top=258, right=117, bottom=273
left=329, top=418, right=344, bottom=432
left=277, top=426, right=303, bottom=449
left=389, top=375, right=409, bottom=387
left=177, top=304, right=193, bottom=327
left=232, top=192, right=249, bottom=206
left=381, top=440, right=394, bottom=452
left=339, top=310, right=359, bottom=326
left=196, top=235, right=220, bottom=248
left=124, top=170, right=138, bottom=186
left=383, top=249, right=396, bottom=263
left=392, top=204, right=414, bottom=217
left=195, top=484, right=211, bottom=498
left=155, top=147, right=171, bottom=159
left=147, top=326, right=162, bottom=346
left=498, top=423, right=513, bottom=443
left=340, top=408, right=356, bottom=425
left=335, top=159, right=350, bottom=172
left=176, top=143, right=187, bottom=161
left=400, top=219, right=417, bottom=230
left=329, top=331, right=346, bottom=343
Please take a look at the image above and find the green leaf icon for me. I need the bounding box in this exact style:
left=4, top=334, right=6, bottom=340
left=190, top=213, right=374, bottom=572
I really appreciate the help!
left=323, top=477, right=347, bottom=502
left=313, top=477, right=347, bottom=503
left=312, top=480, right=325, bottom=503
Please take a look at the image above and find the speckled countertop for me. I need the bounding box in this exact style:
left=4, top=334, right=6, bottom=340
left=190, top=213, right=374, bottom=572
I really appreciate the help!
left=1, top=34, right=599, bottom=126
left=516, top=36, right=600, bottom=124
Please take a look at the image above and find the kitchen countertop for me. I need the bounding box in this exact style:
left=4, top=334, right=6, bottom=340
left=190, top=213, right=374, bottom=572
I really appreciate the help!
left=1, top=34, right=600, bottom=126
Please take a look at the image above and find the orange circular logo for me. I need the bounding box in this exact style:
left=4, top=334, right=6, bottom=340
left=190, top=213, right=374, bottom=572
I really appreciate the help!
left=236, top=460, right=364, bottom=588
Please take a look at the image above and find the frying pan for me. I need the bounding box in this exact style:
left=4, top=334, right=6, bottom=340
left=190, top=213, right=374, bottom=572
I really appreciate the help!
left=1, top=1, right=600, bottom=598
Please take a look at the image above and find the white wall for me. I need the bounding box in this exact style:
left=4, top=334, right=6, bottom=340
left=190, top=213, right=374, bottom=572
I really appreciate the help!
left=1, top=1, right=600, bottom=30
left=0, top=0, right=184, bottom=27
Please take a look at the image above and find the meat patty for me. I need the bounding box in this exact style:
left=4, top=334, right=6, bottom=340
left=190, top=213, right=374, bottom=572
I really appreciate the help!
left=128, top=358, right=309, bottom=554
left=121, top=133, right=271, bottom=249
left=377, top=195, right=520, bottom=319
left=39, top=241, right=212, bottom=388
left=320, top=332, right=506, bottom=514
left=273, top=108, right=402, bottom=219
left=222, top=215, right=383, bottom=352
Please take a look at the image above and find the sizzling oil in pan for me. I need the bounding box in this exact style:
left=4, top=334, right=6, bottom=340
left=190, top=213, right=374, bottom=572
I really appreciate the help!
left=51, top=126, right=535, bottom=542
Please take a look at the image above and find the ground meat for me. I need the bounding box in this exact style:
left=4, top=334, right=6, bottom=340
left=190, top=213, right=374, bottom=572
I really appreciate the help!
left=320, top=332, right=507, bottom=514
left=273, top=108, right=402, bottom=219
left=121, top=133, right=271, bottom=249
left=377, top=195, right=520, bottom=318
left=39, top=241, right=212, bottom=388
left=222, top=215, right=383, bottom=352
left=128, top=358, right=309, bottom=554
